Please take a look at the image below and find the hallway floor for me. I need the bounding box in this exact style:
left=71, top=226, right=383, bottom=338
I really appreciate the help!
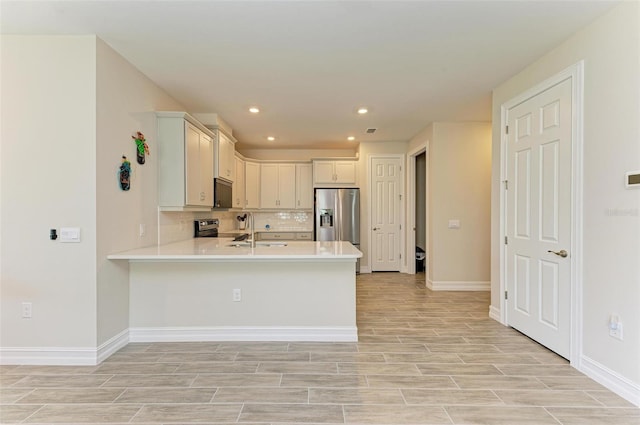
left=1, top=272, right=638, bottom=424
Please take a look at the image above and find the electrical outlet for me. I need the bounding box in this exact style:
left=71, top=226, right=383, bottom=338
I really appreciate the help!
left=610, top=322, right=624, bottom=340
left=233, top=288, right=242, bottom=302
left=139, top=223, right=146, bottom=237
left=22, top=302, right=32, bottom=319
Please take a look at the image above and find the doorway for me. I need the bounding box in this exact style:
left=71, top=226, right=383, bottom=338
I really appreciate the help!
left=407, top=145, right=428, bottom=276
left=415, top=152, right=426, bottom=274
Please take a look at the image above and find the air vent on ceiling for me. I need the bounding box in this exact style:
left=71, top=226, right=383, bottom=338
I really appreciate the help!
left=366, top=128, right=377, bottom=134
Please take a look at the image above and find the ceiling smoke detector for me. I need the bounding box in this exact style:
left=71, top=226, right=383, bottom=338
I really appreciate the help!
left=366, top=128, right=377, bottom=134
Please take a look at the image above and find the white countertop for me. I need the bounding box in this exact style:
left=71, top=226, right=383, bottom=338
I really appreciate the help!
left=108, top=238, right=362, bottom=262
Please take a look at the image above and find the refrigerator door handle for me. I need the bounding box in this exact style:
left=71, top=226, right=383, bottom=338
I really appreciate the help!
left=335, top=193, right=342, bottom=241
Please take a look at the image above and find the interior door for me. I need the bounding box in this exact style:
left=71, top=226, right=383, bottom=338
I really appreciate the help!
left=371, top=157, right=402, bottom=271
left=506, top=78, right=572, bottom=358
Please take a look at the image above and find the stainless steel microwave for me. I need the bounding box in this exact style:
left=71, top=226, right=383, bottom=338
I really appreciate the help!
left=213, top=178, right=233, bottom=208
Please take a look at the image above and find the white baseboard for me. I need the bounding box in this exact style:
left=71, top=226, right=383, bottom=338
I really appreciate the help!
left=0, top=346, right=99, bottom=366
left=97, top=329, right=129, bottom=363
left=427, top=279, right=490, bottom=291
left=0, top=328, right=129, bottom=366
left=129, top=326, right=359, bottom=342
left=489, top=305, right=502, bottom=323
left=579, top=355, right=640, bottom=407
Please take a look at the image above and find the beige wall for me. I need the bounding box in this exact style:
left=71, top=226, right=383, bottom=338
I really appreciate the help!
left=95, top=39, right=184, bottom=346
left=408, top=123, right=491, bottom=287
left=491, top=1, right=640, bottom=388
left=1, top=36, right=98, bottom=348
left=0, top=35, right=185, bottom=359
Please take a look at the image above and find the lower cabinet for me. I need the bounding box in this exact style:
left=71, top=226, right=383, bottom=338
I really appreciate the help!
left=257, top=232, right=313, bottom=241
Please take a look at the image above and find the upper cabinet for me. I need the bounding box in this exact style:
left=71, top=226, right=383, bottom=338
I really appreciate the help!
left=244, top=161, right=261, bottom=209
left=157, top=112, right=213, bottom=210
left=313, top=160, right=357, bottom=186
left=214, top=130, right=235, bottom=182
left=232, top=156, right=245, bottom=209
left=260, top=163, right=296, bottom=209
left=295, top=163, right=313, bottom=209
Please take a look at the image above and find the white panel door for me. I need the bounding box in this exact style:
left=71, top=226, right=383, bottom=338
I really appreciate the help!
left=506, top=78, right=572, bottom=358
left=371, top=157, right=402, bottom=271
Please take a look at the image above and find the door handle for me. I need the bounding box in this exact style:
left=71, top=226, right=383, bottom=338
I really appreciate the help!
left=373, top=227, right=379, bottom=231
left=547, top=249, right=568, bottom=258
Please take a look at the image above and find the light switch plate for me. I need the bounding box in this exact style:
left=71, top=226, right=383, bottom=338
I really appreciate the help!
left=448, top=220, right=460, bottom=229
left=59, top=227, right=81, bottom=243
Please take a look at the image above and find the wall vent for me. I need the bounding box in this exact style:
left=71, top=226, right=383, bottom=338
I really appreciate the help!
left=366, top=128, right=377, bottom=134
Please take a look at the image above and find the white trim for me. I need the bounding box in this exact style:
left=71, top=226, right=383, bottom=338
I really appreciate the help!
left=406, top=152, right=416, bottom=275
left=499, top=61, right=585, bottom=366
left=580, top=355, right=640, bottom=407
left=96, top=329, right=130, bottom=364
left=1, top=347, right=99, bottom=366
left=0, top=329, right=130, bottom=366
left=489, top=305, right=501, bottom=322
left=359, top=265, right=372, bottom=274
left=405, top=144, right=428, bottom=277
left=129, top=326, right=359, bottom=342
left=427, top=280, right=490, bottom=291
left=367, top=154, right=406, bottom=273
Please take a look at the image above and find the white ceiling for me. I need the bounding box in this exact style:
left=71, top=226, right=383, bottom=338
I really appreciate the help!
left=1, top=0, right=618, bottom=150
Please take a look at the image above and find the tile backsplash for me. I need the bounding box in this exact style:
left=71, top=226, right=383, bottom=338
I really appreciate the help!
left=252, top=211, right=312, bottom=232
left=159, top=210, right=313, bottom=244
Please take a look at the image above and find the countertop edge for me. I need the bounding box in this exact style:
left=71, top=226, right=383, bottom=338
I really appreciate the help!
left=107, top=240, right=363, bottom=261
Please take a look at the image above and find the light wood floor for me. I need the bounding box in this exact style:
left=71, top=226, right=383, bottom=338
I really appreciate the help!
left=1, top=272, right=638, bottom=424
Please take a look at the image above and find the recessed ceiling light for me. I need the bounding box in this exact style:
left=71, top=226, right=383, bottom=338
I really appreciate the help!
left=267, top=136, right=275, bottom=141
left=347, top=136, right=355, bottom=141
left=357, top=107, right=368, bottom=115
left=249, top=107, right=260, bottom=114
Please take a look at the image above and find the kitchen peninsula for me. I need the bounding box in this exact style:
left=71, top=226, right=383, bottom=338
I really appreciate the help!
left=108, top=239, right=362, bottom=342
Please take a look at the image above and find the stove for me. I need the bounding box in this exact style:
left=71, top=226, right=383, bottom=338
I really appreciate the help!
left=194, top=219, right=219, bottom=238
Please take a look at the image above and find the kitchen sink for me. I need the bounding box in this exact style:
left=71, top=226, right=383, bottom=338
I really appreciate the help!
left=227, top=241, right=288, bottom=248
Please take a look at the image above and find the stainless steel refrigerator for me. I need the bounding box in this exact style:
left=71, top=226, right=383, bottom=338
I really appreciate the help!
left=315, top=188, right=360, bottom=272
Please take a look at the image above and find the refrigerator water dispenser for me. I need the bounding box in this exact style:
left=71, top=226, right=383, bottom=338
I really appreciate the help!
left=320, top=209, right=334, bottom=227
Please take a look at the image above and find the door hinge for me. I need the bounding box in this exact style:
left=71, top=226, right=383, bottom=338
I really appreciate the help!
left=503, top=180, right=508, bottom=190
left=504, top=236, right=508, bottom=245
left=399, top=194, right=402, bottom=201
left=505, top=290, right=508, bottom=300
left=505, top=125, right=509, bottom=135
left=399, top=224, right=402, bottom=230
left=399, top=253, right=402, bottom=259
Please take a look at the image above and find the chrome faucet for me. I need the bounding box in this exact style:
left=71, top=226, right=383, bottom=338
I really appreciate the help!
left=247, top=212, right=256, bottom=248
